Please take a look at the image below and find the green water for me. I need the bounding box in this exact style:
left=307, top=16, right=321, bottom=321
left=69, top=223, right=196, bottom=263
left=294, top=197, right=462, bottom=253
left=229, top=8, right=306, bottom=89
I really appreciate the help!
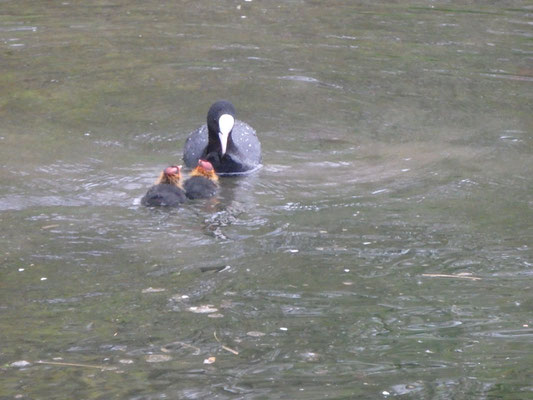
left=1, top=1, right=532, bottom=398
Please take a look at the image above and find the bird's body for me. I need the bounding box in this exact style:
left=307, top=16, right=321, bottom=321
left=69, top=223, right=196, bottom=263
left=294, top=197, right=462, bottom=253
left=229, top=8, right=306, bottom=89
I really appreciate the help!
left=141, top=184, right=186, bottom=207
left=183, top=176, right=218, bottom=199
left=183, top=101, right=261, bottom=175
left=141, top=166, right=186, bottom=207
left=184, top=159, right=219, bottom=199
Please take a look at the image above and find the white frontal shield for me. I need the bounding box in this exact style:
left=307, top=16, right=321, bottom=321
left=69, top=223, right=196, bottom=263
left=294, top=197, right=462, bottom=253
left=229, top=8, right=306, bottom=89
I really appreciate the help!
left=218, top=114, right=234, bottom=156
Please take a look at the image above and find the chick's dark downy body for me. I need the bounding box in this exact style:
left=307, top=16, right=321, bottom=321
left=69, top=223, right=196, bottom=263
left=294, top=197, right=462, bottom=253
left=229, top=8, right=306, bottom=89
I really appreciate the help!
left=141, top=166, right=186, bottom=207
left=184, top=159, right=219, bottom=199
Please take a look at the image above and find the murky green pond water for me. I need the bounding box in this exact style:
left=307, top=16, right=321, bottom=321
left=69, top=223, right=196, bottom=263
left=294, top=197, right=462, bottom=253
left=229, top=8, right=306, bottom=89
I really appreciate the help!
left=1, top=1, right=532, bottom=398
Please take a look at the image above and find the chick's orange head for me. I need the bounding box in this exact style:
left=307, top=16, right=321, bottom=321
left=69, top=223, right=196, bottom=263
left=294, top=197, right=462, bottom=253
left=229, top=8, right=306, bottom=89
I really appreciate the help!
left=198, top=159, right=214, bottom=172
left=164, top=165, right=181, bottom=177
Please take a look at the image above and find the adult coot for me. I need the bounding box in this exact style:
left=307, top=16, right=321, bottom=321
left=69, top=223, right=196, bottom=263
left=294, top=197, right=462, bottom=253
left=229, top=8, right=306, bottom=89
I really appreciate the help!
left=184, top=159, right=219, bottom=199
left=183, top=100, right=261, bottom=175
left=141, top=166, right=186, bottom=207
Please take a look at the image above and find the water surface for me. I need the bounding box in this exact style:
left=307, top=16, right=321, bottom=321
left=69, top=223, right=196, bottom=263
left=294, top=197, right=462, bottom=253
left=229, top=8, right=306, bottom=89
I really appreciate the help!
left=1, top=1, right=532, bottom=398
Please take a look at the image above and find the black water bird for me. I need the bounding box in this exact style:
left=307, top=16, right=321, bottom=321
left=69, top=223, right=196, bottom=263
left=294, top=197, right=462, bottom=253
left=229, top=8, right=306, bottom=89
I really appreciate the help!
left=183, top=100, right=261, bottom=175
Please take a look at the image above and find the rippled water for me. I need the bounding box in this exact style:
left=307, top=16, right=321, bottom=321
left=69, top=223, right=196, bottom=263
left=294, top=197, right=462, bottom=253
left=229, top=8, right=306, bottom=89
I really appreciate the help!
left=1, top=1, right=532, bottom=398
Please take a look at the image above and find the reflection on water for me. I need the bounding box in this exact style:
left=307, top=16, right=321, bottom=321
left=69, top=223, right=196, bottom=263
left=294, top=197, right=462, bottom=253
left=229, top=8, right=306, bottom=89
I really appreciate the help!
left=1, top=0, right=532, bottom=398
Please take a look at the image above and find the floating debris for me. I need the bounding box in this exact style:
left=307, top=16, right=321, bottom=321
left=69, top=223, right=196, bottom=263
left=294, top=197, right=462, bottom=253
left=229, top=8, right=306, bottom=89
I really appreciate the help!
left=189, top=305, right=218, bottom=314
left=203, top=357, right=216, bottom=365
left=118, top=359, right=134, bottom=364
left=200, top=265, right=230, bottom=273
left=10, top=360, right=31, bottom=368
left=41, top=224, right=59, bottom=230
left=170, top=294, right=189, bottom=301
left=214, top=331, right=239, bottom=355
left=246, top=331, right=266, bottom=337
left=207, top=313, right=224, bottom=318
left=145, top=354, right=172, bottom=363
left=221, top=345, right=238, bottom=355
left=142, top=287, right=166, bottom=293
left=279, top=327, right=288, bottom=331
left=422, top=273, right=481, bottom=281
left=37, top=360, right=114, bottom=370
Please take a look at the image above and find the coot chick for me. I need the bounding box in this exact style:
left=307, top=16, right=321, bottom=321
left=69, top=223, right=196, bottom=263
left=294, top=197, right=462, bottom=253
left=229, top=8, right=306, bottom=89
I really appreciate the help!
left=184, top=159, right=219, bottom=199
left=141, top=165, right=186, bottom=207
left=183, top=100, right=261, bottom=175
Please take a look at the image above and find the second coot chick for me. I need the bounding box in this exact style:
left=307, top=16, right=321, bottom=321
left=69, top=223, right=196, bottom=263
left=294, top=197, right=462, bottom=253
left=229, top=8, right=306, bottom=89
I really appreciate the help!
left=141, top=165, right=186, bottom=207
left=184, top=159, right=219, bottom=199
